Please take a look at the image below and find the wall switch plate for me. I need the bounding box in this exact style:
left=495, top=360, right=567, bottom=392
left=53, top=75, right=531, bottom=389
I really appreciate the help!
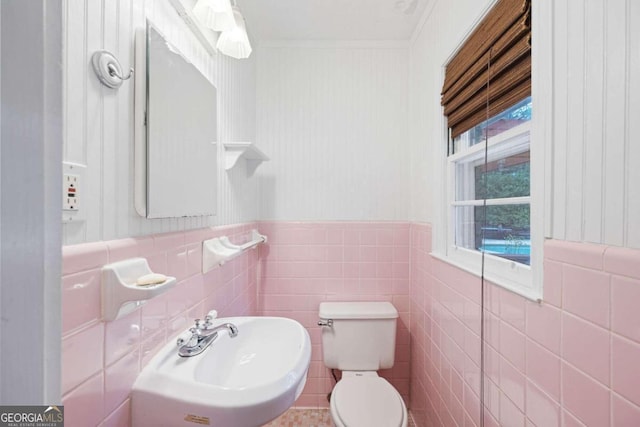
left=62, top=162, right=87, bottom=223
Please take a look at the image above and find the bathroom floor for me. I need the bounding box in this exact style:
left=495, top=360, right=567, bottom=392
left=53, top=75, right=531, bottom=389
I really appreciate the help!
left=264, top=408, right=416, bottom=426
left=264, top=408, right=332, bottom=427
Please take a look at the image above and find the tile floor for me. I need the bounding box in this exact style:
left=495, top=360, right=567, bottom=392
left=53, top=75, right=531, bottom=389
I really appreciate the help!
left=264, top=408, right=332, bottom=427
left=264, top=408, right=416, bottom=426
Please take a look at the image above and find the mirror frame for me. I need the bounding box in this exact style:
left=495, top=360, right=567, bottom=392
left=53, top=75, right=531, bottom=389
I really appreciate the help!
left=133, top=21, right=218, bottom=219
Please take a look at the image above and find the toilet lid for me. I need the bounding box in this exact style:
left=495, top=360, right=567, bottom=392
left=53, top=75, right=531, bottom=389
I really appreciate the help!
left=332, top=377, right=404, bottom=427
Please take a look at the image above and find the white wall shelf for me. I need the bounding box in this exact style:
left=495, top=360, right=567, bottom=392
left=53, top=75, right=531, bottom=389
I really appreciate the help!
left=223, top=142, right=270, bottom=172
left=202, top=229, right=267, bottom=273
left=102, top=258, right=176, bottom=321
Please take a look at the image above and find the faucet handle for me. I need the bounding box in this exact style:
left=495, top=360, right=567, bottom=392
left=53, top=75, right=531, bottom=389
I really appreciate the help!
left=176, top=330, right=194, bottom=347
left=203, top=310, right=218, bottom=328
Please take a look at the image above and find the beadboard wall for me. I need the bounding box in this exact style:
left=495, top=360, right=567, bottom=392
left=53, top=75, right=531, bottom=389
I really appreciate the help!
left=62, top=0, right=257, bottom=245
left=409, top=0, right=640, bottom=249
left=549, top=0, right=640, bottom=248
left=255, top=42, right=409, bottom=221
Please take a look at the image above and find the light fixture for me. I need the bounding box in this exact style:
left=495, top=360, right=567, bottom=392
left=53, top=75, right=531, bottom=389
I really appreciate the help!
left=192, top=0, right=235, bottom=32
left=216, top=6, right=252, bottom=59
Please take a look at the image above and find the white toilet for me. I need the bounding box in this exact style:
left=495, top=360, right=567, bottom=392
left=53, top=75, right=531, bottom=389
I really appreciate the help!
left=318, top=301, right=408, bottom=427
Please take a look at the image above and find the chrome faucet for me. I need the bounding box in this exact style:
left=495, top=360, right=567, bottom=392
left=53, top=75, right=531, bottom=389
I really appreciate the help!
left=177, top=311, right=238, bottom=357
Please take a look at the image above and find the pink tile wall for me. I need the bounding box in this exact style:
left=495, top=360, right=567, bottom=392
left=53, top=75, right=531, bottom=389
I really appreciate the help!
left=63, top=220, right=640, bottom=426
left=61, top=224, right=259, bottom=427
left=409, top=223, right=640, bottom=427
left=257, top=221, right=412, bottom=408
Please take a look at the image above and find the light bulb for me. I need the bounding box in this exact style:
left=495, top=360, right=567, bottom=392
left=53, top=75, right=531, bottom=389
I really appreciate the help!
left=216, top=6, right=252, bottom=59
left=193, top=0, right=235, bottom=32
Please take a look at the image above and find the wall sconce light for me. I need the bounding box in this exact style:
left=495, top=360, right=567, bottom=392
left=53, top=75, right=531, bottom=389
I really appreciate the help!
left=216, top=6, right=252, bottom=59
left=192, top=0, right=235, bottom=32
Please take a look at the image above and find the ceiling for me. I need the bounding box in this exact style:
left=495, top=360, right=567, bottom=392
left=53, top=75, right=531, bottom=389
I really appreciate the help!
left=238, top=0, right=430, bottom=41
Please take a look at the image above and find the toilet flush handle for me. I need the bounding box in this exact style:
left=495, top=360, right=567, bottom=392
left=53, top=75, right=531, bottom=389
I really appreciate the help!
left=318, top=319, right=333, bottom=327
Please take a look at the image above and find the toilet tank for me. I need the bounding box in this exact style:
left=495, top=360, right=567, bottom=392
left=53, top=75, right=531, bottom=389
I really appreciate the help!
left=319, top=302, right=398, bottom=371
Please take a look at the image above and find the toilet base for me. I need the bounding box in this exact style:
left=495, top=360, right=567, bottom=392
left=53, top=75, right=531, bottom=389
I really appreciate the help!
left=328, top=372, right=408, bottom=427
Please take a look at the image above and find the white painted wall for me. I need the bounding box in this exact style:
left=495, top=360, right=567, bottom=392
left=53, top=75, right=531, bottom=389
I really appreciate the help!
left=67, top=0, right=639, bottom=247
left=256, top=42, right=409, bottom=221
left=0, top=0, right=3, bottom=397
left=409, top=0, right=640, bottom=249
left=550, top=0, right=640, bottom=248
left=408, top=0, right=493, bottom=224
left=1, top=0, right=63, bottom=404
left=63, top=0, right=258, bottom=245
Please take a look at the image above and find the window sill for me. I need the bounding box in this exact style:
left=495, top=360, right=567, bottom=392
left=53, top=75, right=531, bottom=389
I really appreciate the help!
left=429, top=250, right=542, bottom=302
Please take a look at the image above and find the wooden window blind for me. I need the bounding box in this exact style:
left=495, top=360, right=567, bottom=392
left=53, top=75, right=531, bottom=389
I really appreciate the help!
left=442, top=0, right=531, bottom=139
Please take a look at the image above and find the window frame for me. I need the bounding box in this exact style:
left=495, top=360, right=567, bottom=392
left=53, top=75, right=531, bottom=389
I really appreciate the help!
left=432, top=0, right=548, bottom=302
left=444, top=121, right=538, bottom=299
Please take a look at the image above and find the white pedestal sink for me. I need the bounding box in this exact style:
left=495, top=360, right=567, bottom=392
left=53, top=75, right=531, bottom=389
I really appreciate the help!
left=132, top=316, right=311, bottom=427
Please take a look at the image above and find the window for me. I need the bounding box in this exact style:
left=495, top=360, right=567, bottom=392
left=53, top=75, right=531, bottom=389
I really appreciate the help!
left=437, top=0, right=540, bottom=299
left=451, top=98, right=531, bottom=266
left=444, top=105, right=537, bottom=296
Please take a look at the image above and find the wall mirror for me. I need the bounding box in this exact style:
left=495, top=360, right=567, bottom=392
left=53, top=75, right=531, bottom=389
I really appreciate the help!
left=134, top=21, right=217, bottom=218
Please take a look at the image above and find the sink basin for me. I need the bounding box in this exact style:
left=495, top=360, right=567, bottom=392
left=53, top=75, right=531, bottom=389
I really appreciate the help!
left=131, top=316, right=311, bottom=427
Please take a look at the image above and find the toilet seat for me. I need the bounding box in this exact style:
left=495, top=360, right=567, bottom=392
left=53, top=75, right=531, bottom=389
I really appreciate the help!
left=330, top=375, right=406, bottom=427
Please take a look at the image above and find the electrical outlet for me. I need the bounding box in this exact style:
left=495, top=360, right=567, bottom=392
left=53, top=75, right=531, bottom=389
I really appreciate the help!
left=62, top=162, right=87, bottom=223
left=63, top=173, right=79, bottom=211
